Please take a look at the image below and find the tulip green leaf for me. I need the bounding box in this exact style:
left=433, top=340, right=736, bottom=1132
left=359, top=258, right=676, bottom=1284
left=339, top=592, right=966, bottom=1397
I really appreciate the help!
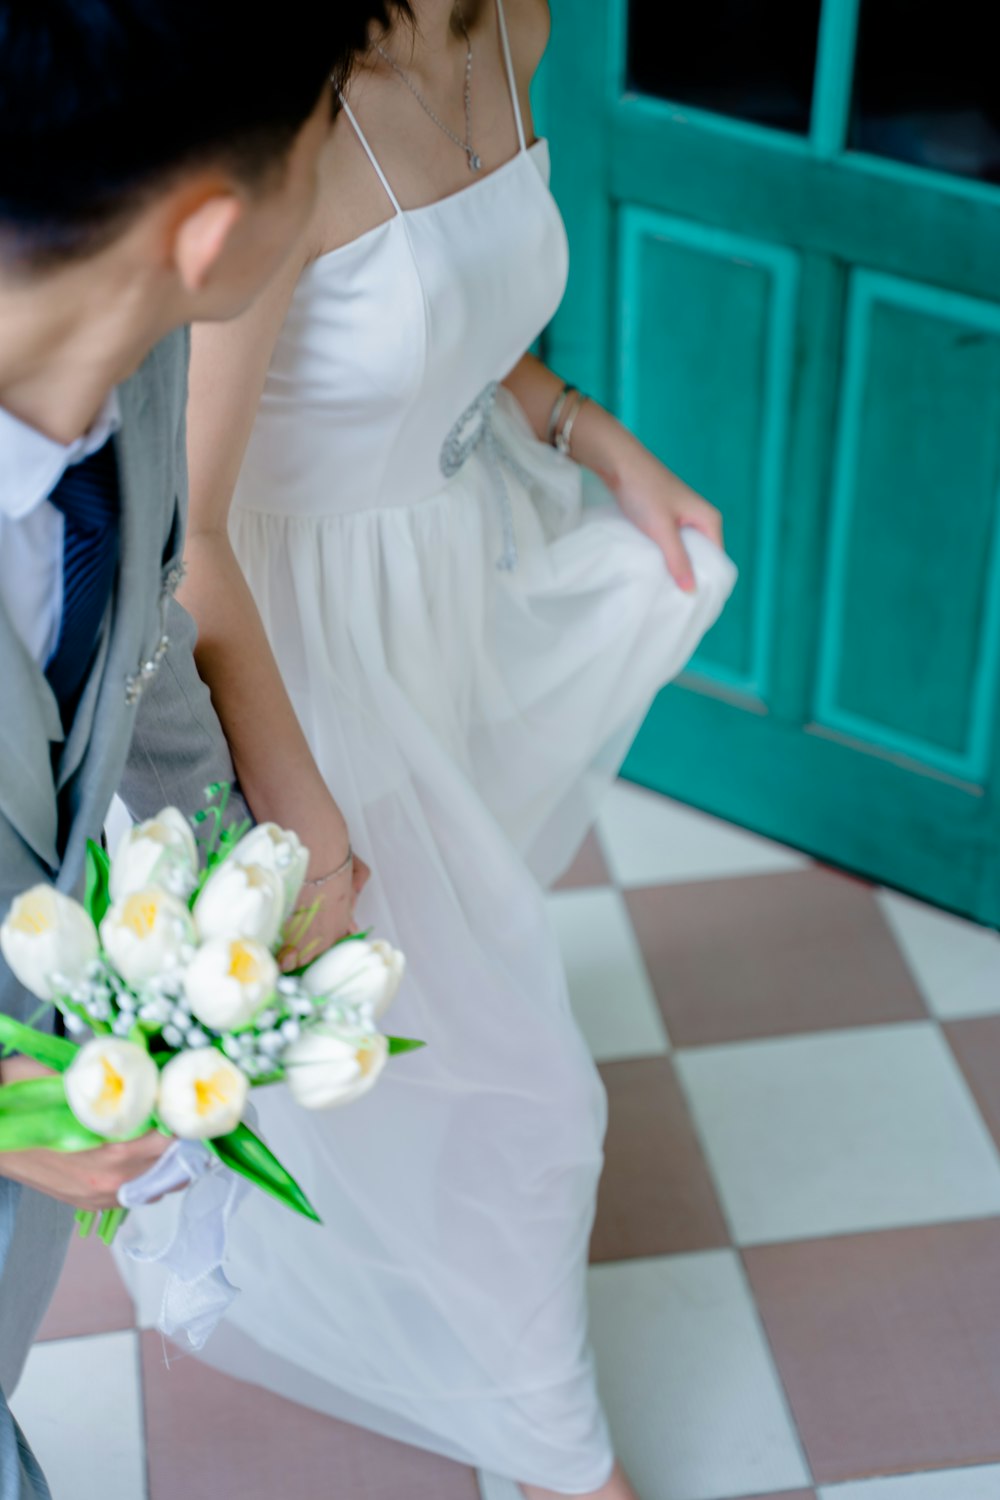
left=247, top=1070, right=284, bottom=1088
left=0, top=1089, right=104, bottom=1152
left=0, top=1015, right=79, bottom=1074
left=0, top=1075, right=70, bottom=1113
left=207, top=1121, right=322, bottom=1224
left=386, top=1035, right=426, bottom=1056
left=84, top=838, right=112, bottom=926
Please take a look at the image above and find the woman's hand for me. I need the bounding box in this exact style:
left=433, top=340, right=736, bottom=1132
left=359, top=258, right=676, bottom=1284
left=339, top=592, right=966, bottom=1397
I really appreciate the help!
left=610, top=439, right=724, bottom=593
left=283, top=851, right=372, bottom=967
left=501, top=354, right=723, bottom=593
left=0, top=1057, right=174, bottom=1210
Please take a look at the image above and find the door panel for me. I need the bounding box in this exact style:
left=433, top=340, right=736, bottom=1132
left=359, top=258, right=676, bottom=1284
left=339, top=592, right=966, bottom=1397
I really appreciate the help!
left=617, top=210, right=799, bottom=697
left=815, top=273, right=1000, bottom=780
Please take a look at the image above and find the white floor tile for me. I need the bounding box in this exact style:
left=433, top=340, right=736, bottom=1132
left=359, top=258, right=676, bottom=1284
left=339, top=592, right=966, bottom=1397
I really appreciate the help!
left=677, top=1023, right=1000, bottom=1245
left=598, top=782, right=808, bottom=890
left=12, top=1330, right=145, bottom=1500
left=820, top=1464, right=1000, bottom=1500
left=548, top=887, right=670, bottom=1061
left=587, top=1251, right=810, bottom=1500
left=477, top=1471, right=520, bottom=1500
left=877, top=890, right=1000, bottom=1020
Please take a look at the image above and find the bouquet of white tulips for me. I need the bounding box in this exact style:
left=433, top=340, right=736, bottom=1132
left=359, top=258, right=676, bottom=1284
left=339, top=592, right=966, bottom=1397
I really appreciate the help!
left=0, top=785, right=416, bottom=1244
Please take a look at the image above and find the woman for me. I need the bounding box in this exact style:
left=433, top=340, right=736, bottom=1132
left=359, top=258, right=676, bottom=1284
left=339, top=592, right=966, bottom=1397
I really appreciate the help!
left=167, top=3, right=735, bottom=1494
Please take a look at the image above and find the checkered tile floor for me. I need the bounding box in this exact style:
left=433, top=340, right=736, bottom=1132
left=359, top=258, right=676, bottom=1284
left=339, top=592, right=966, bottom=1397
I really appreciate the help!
left=16, top=781, right=1000, bottom=1500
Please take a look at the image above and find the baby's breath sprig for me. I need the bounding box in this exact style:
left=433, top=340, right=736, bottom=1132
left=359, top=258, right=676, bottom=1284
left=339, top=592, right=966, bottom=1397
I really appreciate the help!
left=190, top=783, right=252, bottom=894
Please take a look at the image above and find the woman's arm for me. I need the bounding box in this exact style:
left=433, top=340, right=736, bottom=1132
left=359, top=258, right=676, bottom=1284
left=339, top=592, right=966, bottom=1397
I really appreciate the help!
left=499, top=2, right=723, bottom=592
left=503, top=353, right=723, bottom=593
left=181, top=244, right=364, bottom=949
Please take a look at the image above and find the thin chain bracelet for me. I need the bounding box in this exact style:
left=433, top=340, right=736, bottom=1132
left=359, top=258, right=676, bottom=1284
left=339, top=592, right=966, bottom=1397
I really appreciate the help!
left=303, top=846, right=354, bottom=888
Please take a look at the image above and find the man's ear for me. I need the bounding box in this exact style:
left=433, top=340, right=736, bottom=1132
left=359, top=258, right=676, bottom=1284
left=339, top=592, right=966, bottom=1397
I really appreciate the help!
left=172, top=190, right=245, bottom=294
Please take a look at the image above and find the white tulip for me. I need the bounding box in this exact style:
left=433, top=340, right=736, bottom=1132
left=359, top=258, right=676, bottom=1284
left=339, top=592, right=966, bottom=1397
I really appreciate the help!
left=110, top=807, right=198, bottom=902
left=228, top=824, right=309, bottom=919
left=0, top=886, right=99, bottom=1002
left=183, top=938, right=278, bottom=1032
left=282, top=1023, right=388, bottom=1110
left=157, top=1049, right=249, bottom=1139
left=193, top=861, right=285, bottom=949
left=64, top=1037, right=159, bottom=1140
left=303, top=939, right=405, bottom=1021
left=100, top=888, right=195, bottom=987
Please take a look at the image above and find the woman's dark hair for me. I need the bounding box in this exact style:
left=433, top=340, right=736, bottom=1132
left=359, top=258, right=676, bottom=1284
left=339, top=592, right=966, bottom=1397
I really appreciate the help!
left=0, top=0, right=409, bottom=268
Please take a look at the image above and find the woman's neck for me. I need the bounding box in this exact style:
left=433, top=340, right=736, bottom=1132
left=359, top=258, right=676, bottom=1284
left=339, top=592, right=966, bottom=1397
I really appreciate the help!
left=378, top=0, right=486, bottom=69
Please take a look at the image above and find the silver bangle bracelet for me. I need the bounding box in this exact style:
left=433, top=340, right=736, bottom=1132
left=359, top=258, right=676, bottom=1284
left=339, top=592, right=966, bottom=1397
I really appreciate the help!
left=303, top=846, right=354, bottom=888
left=546, top=383, right=573, bottom=446
left=554, top=391, right=588, bottom=457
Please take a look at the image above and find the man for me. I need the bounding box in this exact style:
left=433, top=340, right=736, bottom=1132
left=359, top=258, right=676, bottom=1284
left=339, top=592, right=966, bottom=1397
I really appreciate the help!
left=0, top=3, right=388, bottom=1493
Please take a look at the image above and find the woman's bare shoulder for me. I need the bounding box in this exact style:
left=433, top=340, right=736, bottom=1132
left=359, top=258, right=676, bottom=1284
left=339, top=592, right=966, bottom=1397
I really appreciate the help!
left=305, top=97, right=398, bottom=260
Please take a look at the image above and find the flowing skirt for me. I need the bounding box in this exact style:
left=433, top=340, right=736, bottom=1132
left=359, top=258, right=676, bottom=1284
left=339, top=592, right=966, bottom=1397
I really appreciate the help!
left=120, top=391, right=736, bottom=1490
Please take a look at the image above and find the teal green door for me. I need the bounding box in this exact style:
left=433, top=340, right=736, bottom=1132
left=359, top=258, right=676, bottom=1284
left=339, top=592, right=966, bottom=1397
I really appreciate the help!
left=545, top=0, right=1000, bottom=921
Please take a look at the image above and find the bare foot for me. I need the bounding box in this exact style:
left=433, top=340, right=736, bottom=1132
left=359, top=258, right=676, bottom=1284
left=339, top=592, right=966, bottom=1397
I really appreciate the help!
left=520, top=1460, right=640, bottom=1500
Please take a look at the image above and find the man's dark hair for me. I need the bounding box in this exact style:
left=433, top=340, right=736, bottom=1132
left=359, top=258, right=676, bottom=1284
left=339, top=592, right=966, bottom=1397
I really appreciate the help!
left=0, top=0, right=411, bottom=268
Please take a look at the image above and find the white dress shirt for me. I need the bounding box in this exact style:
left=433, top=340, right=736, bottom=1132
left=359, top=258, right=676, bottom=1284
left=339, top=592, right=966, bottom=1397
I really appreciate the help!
left=0, top=392, right=121, bottom=665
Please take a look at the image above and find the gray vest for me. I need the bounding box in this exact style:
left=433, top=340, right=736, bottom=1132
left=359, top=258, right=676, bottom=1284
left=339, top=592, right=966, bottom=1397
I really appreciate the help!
left=0, top=328, right=222, bottom=1499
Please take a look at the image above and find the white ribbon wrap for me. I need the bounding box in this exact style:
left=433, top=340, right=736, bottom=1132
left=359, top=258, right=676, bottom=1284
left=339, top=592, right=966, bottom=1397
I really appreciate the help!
left=117, top=1138, right=252, bottom=1351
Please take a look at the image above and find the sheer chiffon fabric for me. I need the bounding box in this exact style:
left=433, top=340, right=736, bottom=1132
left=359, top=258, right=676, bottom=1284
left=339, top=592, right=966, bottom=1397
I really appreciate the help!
left=120, top=7, right=735, bottom=1486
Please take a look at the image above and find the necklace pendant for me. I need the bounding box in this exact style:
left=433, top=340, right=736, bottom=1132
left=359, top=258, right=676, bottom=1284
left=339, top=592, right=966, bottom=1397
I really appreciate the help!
left=469, top=151, right=482, bottom=172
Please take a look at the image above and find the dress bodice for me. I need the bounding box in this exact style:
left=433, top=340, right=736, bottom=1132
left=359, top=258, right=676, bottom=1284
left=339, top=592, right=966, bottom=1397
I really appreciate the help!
left=232, top=65, right=569, bottom=520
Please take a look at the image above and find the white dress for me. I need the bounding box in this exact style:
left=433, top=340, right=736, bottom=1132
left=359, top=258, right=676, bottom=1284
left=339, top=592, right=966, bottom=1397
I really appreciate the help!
left=135, top=6, right=736, bottom=1489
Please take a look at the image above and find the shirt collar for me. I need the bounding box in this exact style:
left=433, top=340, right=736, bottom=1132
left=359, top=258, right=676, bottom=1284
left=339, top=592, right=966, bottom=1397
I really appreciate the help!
left=0, top=389, right=122, bottom=522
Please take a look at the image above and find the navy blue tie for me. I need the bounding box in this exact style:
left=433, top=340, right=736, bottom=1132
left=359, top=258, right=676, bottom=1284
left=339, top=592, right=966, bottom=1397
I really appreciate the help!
left=44, top=438, right=121, bottom=730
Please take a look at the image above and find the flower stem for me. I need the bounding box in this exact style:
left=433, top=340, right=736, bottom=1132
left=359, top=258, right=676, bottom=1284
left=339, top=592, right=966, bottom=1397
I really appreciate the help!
left=98, top=1207, right=128, bottom=1245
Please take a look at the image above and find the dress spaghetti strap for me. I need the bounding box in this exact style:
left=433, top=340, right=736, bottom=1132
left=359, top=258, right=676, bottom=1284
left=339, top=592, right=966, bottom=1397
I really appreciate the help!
left=338, top=95, right=404, bottom=216
left=495, top=0, right=528, bottom=153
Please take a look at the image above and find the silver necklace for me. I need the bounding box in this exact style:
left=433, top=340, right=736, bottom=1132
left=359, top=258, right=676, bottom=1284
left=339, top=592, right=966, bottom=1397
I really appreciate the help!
left=376, top=5, right=481, bottom=172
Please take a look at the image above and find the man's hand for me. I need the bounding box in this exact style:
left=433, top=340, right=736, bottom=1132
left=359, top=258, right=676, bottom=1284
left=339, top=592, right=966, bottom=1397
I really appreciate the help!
left=0, top=1056, right=172, bottom=1210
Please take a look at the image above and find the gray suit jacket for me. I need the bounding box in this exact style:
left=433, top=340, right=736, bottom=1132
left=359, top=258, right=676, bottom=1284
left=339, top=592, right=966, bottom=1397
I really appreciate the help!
left=0, top=329, right=247, bottom=1498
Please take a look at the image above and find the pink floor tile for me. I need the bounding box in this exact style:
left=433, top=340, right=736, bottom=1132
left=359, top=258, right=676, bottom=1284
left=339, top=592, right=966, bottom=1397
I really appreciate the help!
left=553, top=829, right=611, bottom=891
left=141, top=1333, right=480, bottom=1500
left=627, top=868, right=928, bottom=1047
left=590, top=1057, right=729, bottom=1262
left=37, top=1230, right=136, bottom=1341
left=946, top=1017, right=1000, bottom=1151
left=730, top=1493, right=816, bottom=1500
left=744, top=1220, right=1000, bottom=1483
